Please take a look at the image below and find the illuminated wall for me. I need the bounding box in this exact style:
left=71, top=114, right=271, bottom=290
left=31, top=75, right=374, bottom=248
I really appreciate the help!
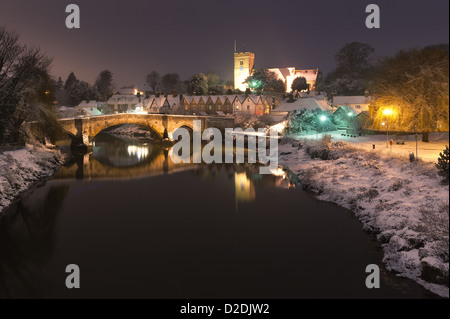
left=234, top=52, right=255, bottom=91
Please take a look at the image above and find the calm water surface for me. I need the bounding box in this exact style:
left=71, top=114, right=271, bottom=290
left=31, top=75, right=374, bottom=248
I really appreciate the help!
left=0, top=133, right=435, bottom=298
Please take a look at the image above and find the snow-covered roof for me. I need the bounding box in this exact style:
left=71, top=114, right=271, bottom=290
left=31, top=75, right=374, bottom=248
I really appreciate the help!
left=191, top=96, right=202, bottom=104
left=166, top=96, right=179, bottom=107
left=107, top=95, right=141, bottom=105
left=215, top=96, right=225, bottom=104
left=152, top=97, right=165, bottom=108
left=333, top=96, right=372, bottom=106
left=248, top=94, right=261, bottom=104
left=274, top=97, right=331, bottom=113
left=334, top=104, right=364, bottom=115
left=80, top=107, right=102, bottom=116
left=269, top=67, right=319, bottom=82
left=209, top=96, right=219, bottom=104
left=77, top=100, right=98, bottom=108
left=293, top=69, right=319, bottom=82
left=268, top=67, right=294, bottom=80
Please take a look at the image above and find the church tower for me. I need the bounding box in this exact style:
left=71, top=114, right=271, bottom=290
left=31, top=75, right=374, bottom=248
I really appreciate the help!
left=234, top=50, right=255, bottom=91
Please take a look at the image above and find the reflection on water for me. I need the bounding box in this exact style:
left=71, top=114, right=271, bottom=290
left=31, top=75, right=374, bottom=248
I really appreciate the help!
left=0, top=133, right=435, bottom=299
left=127, top=145, right=149, bottom=161
left=92, top=133, right=158, bottom=168
left=0, top=186, right=69, bottom=298
left=235, top=172, right=256, bottom=202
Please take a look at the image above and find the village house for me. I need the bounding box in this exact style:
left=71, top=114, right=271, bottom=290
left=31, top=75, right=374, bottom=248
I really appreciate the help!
left=331, top=95, right=372, bottom=113
left=76, top=100, right=102, bottom=117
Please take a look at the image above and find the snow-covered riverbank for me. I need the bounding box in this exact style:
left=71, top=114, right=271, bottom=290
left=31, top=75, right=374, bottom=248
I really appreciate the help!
left=0, top=145, right=65, bottom=214
left=279, top=137, right=449, bottom=298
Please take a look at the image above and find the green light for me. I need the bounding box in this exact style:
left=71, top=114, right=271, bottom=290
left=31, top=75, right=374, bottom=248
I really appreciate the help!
left=320, top=115, right=327, bottom=122
left=347, top=112, right=353, bottom=117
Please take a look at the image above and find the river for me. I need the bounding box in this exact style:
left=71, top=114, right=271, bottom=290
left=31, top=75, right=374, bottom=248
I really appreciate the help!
left=0, top=133, right=435, bottom=298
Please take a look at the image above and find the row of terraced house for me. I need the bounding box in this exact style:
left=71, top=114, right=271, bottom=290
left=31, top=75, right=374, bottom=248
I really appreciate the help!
left=93, top=94, right=281, bottom=117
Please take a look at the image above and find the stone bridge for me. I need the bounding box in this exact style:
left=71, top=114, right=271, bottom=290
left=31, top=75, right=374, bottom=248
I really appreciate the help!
left=29, top=114, right=235, bottom=146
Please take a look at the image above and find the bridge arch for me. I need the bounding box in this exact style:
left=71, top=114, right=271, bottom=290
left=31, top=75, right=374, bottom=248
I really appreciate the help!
left=93, top=123, right=162, bottom=140
left=87, top=117, right=164, bottom=141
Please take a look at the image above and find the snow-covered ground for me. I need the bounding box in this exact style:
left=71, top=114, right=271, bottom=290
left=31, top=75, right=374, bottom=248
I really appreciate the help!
left=0, top=145, right=64, bottom=214
left=295, top=131, right=449, bottom=163
left=279, top=136, right=449, bottom=298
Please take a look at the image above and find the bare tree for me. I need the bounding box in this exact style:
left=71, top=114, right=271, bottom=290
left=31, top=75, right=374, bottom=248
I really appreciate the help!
left=146, top=71, right=160, bottom=92
left=0, top=27, right=53, bottom=142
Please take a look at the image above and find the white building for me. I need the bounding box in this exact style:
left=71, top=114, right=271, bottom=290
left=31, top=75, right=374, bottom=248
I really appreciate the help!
left=76, top=100, right=102, bottom=116
left=331, top=96, right=372, bottom=113
left=271, top=97, right=332, bottom=120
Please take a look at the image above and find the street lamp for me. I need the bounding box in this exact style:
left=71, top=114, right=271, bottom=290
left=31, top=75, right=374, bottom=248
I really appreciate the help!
left=317, top=115, right=328, bottom=139
left=382, top=108, right=394, bottom=148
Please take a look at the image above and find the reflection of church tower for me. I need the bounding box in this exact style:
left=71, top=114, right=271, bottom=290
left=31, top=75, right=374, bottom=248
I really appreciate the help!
left=234, top=49, right=255, bottom=92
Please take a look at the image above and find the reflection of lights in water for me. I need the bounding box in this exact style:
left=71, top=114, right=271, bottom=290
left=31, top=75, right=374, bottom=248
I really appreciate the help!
left=234, top=172, right=255, bottom=202
left=127, top=145, right=149, bottom=160
left=270, top=167, right=287, bottom=179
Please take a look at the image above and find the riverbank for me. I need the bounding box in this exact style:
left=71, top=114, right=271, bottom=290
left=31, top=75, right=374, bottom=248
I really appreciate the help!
left=279, top=137, right=449, bottom=298
left=0, top=144, right=65, bottom=214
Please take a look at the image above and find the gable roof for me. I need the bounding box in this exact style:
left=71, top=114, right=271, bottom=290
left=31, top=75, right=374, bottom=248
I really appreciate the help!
left=333, top=96, right=372, bottom=106
left=275, top=97, right=332, bottom=113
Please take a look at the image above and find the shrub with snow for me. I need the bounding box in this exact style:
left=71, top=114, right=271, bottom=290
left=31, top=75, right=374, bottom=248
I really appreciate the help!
left=436, top=146, right=449, bottom=184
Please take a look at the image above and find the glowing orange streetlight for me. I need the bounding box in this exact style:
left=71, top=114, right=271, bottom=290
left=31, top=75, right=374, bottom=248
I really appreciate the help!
left=382, top=108, right=395, bottom=148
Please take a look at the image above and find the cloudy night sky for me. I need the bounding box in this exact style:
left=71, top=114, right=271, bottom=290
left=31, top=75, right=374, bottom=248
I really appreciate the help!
left=0, top=0, right=448, bottom=87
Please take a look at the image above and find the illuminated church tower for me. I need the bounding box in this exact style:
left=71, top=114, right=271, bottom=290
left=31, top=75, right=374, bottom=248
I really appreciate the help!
left=234, top=49, right=255, bottom=91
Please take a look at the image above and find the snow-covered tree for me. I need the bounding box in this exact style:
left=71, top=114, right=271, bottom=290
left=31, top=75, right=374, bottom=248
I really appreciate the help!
left=161, top=73, right=180, bottom=93
left=205, top=71, right=219, bottom=89
left=436, top=146, right=449, bottom=184
left=325, top=42, right=375, bottom=96
left=95, top=70, right=114, bottom=102
left=64, top=72, right=77, bottom=91
left=371, top=44, right=449, bottom=142
left=187, top=73, right=208, bottom=95
left=0, top=27, right=53, bottom=142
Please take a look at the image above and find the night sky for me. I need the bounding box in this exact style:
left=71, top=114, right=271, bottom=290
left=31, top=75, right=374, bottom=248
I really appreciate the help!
left=0, top=0, right=448, bottom=87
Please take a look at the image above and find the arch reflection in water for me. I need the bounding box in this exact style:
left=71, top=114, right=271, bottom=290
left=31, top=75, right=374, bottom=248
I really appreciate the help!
left=92, top=133, right=157, bottom=168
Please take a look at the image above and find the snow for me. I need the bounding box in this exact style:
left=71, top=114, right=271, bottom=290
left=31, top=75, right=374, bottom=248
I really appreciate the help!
left=0, top=145, right=64, bottom=214
left=279, top=135, right=449, bottom=298
left=292, top=130, right=449, bottom=163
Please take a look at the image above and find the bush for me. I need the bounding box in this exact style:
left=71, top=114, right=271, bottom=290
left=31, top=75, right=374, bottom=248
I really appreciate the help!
left=409, top=152, right=416, bottom=163
left=436, top=146, right=449, bottom=184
